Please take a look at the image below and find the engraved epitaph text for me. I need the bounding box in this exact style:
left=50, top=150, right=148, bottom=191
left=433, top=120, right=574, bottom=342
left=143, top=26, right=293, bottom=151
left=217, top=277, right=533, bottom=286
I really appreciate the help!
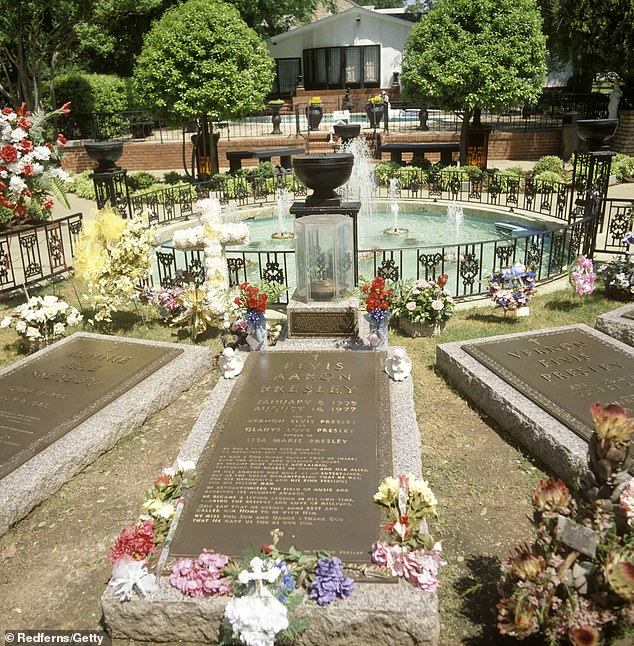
left=170, top=351, right=391, bottom=562
left=289, top=311, right=357, bottom=337
left=464, top=328, right=634, bottom=443
left=0, top=336, right=182, bottom=479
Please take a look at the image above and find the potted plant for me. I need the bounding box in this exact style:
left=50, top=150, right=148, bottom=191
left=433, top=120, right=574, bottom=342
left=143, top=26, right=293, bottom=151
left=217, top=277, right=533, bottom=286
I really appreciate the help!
left=487, top=262, right=536, bottom=315
left=267, top=99, right=285, bottom=135
left=393, top=275, right=454, bottom=337
left=306, top=97, right=323, bottom=131
left=366, top=95, right=385, bottom=129
left=598, top=231, right=634, bottom=301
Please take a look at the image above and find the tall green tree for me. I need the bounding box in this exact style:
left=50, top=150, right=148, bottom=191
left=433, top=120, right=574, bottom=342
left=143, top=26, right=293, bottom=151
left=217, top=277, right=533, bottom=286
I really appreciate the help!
left=0, top=0, right=88, bottom=109
left=538, top=0, right=634, bottom=92
left=401, top=0, right=547, bottom=163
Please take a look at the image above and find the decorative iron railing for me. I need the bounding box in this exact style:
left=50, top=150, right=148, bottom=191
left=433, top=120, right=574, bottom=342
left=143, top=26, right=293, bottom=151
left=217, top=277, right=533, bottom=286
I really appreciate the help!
left=0, top=213, right=83, bottom=296
left=596, top=198, right=633, bottom=254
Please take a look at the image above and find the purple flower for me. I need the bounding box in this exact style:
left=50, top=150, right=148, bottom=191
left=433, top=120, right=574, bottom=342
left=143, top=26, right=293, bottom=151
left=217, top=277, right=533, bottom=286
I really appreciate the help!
left=623, top=231, right=634, bottom=246
left=308, top=556, right=354, bottom=606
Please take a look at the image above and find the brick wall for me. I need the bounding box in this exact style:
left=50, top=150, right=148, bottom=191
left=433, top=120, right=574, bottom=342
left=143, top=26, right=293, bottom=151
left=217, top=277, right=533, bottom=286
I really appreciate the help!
left=61, top=128, right=563, bottom=174
left=611, top=110, right=634, bottom=155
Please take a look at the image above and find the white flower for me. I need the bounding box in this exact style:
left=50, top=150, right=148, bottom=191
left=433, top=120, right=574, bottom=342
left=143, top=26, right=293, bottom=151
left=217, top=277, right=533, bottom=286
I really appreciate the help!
left=10, top=127, right=26, bottom=142
left=50, top=167, right=71, bottom=183
left=108, top=556, right=157, bottom=602
left=15, top=320, right=27, bottom=334
left=140, top=498, right=175, bottom=521
left=53, top=323, right=65, bottom=336
left=25, top=326, right=41, bottom=339
left=32, top=145, right=52, bottom=161
left=224, top=588, right=289, bottom=646
left=0, top=316, right=12, bottom=328
left=175, top=459, right=195, bottom=473
left=9, top=174, right=26, bottom=199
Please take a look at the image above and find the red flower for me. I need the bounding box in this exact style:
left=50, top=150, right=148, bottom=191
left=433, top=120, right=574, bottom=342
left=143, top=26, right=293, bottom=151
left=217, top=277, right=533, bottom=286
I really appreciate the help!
left=58, top=101, right=71, bottom=116
left=0, top=145, right=18, bottom=164
left=56, top=134, right=67, bottom=146
left=438, top=274, right=449, bottom=287
left=16, top=116, right=32, bottom=131
left=21, top=188, right=31, bottom=197
left=42, top=198, right=54, bottom=210
left=234, top=296, right=241, bottom=305
left=154, top=474, right=171, bottom=488
left=20, top=139, right=33, bottom=153
left=21, top=163, right=34, bottom=177
left=1, top=107, right=13, bottom=115
left=261, top=544, right=274, bottom=554
left=108, top=520, right=156, bottom=563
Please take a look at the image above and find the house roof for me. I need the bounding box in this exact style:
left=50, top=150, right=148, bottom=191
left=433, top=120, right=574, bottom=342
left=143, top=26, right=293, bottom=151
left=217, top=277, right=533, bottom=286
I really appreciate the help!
left=268, top=5, right=414, bottom=44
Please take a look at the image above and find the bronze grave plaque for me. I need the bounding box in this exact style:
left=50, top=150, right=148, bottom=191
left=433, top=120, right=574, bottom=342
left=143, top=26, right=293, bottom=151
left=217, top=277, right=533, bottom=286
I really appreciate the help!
left=0, top=336, right=182, bottom=479
left=288, top=310, right=357, bottom=337
left=170, top=351, right=392, bottom=564
left=464, top=328, right=634, bottom=444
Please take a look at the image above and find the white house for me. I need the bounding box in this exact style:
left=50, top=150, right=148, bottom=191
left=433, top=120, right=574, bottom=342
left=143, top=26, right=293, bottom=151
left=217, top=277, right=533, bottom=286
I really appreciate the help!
left=267, top=4, right=415, bottom=95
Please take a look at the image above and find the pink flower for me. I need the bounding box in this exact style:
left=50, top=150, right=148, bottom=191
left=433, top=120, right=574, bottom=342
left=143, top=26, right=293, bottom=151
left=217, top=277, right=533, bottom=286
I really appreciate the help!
left=620, top=477, right=634, bottom=527
left=367, top=332, right=380, bottom=347
left=416, top=279, right=430, bottom=289
left=169, top=549, right=231, bottom=598
left=108, top=520, right=156, bottom=563
left=405, top=301, right=416, bottom=311
left=431, top=300, right=444, bottom=311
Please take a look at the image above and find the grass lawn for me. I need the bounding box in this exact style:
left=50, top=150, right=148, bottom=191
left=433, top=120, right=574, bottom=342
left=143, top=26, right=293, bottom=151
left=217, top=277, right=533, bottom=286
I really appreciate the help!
left=0, top=277, right=629, bottom=643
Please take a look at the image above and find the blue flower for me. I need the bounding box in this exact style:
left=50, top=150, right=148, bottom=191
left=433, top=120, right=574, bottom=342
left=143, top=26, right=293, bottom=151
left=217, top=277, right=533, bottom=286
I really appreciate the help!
left=308, top=557, right=354, bottom=606
left=274, top=562, right=295, bottom=603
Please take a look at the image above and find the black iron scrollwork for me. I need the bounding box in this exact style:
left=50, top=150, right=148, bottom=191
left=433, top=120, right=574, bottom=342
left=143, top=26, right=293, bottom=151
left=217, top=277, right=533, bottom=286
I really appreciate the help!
left=263, top=261, right=285, bottom=285
left=377, top=258, right=400, bottom=282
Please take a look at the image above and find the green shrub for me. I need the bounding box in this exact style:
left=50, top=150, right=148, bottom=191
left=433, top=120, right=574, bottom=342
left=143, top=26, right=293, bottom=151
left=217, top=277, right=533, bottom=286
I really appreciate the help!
left=532, top=155, right=564, bottom=176
left=163, top=171, right=188, bottom=184
left=374, top=161, right=402, bottom=186
left=127, top=171, right=159, bottom=192
left=503, top=165, right=524, bottom=177
left=462, top=164, right=484, bottom=180
left=533, top=169, right=568, bottom=185
left=54, top=73, right=131, bottom=139
left=612, top=153, right=634, bottom=180
left=130, top=182, right=170, bottom=198
left=249, top=161, right=276, bottom=177
left=69, top=171, right=96, bottom=200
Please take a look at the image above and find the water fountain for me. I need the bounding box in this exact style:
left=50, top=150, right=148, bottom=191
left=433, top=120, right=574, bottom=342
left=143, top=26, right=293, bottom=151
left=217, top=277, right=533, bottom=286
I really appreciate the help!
left=447, top=201, right=464, bottom=242
left=271, top=187, right=294, bottom=239
left=383, top=177, right=409, bottom=236
left=223, top=200, right=240, bottom=223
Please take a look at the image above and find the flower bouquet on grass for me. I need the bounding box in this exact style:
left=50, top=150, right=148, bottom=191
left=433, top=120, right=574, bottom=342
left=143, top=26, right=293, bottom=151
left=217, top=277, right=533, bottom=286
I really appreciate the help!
left=360, top=276, right=394, bottom=350
left=487, top=262, right=536, bottom=315
left=393, top=274, right=454, bottom=337
left=0, top=102, right=72, bottom=226
left=497, top=404, right=634, bottom=644
left=570, top=255, right=597, bottom=296
left=598, top=232, right=634, bottom=301
left=1, top=294, right=82, bottom=353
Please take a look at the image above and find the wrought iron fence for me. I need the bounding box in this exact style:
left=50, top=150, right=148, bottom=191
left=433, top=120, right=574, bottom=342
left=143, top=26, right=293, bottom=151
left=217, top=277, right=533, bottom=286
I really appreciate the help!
left=596, top=198, right=633, bottom=254
left=0, top=213, right=83, bottom=296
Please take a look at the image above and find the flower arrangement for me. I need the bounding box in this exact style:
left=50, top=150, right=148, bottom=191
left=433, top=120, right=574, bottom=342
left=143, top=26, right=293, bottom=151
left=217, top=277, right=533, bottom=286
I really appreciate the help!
left=308, top=96, right=322, bottom=106
left=0, top=102, right=72, bottom=225
left=394, top=275, right=454, bottom=326
left=0, top=294, right=82, bottom=351
left=360, top=276, right=394, bottom=349
left=371, top=474, right=446, bottom=592
left=107, top=459, right=195, bottom=602
left=73, top=207, right=155, bottom=323
left=233, top=281, right=286, bottom=351
left=497, top=403, right=634, bottom=644
left=570, top=255, right=597, bottom=296
left=487, top=262, right=536, bottom=312
left=368, top=95, right=384, bottom=105
left=597, top=232, right=634, bottom=300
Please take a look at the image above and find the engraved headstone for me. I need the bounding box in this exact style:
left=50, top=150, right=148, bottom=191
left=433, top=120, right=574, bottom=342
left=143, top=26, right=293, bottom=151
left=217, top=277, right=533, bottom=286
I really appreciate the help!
left=0, top=336, right=182, bottom=479
left=556, top=515, right=600, bottom=558
left=463, top=328, right=634, bottom=445
left=170, top=350, right=391, bottom=563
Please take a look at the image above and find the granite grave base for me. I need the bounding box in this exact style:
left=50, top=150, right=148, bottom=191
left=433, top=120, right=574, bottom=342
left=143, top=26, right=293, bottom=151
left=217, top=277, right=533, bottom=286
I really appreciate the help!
left=437, top=324, right=634, bottom=485
left=595, top=303, right=634, bottom=347
left=102, top=344, right=440, bottom=645
left=0, top=332, right=211, bottom=536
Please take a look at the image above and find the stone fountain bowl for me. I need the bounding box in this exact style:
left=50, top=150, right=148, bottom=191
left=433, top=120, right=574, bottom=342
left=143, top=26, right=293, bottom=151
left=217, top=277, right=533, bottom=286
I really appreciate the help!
left=333, top=123, right=361, bottom=141
left=576, top=118, right=619, bottom=150
left=293, top=153, right=354, bottom=204
left=84, top=141, right=124, bottom=173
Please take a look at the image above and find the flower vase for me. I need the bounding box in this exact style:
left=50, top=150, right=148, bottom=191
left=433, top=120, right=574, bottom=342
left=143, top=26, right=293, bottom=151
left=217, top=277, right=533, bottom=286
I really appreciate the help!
left=244, top=310, right=268, bottom=351
left=365, top=312, right=390, bottom=351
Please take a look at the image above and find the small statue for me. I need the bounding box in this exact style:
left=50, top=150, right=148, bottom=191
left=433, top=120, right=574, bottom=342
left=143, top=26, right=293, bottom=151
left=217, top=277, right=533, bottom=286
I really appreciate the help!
left=385, top=347, right=412, bottom=381
left=608, top=85, right=623, bottom=120
left=219, top=347, right=244, bottom=379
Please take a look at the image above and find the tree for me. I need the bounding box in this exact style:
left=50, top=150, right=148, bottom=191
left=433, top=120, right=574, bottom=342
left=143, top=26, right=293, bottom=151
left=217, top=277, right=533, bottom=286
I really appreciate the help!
left=400, top=0, right=547, bottom=163
left=133, top=0, right=275, bottom=177
left=0, top=0, right=89, bottom=109
left=371, top=0, right=405, bottom=9
left=226, top=0, right=334, bottom=38
left=538, top=0, right=634, bottom=92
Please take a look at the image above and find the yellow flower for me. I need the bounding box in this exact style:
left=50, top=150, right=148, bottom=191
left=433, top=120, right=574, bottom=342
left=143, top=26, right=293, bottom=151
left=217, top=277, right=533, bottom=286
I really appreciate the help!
left=373, top=476, right=400, bottom=504
left=97, top=208, right=127, bottom=244
left=407, top=474, right=438, bottom=516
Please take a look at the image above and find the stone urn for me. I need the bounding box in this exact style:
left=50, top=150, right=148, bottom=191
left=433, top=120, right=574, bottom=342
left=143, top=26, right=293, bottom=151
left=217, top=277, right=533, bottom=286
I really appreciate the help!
left=292, top=153, right=354, bottom=205
left=84, top=141, right=124, bottom=173
left=366, top=102, right=384, bottom=129
left=333, top=123, right=361, bottom=143
left=306, top=104, right=323, bottom=131
left=576, top=118, right=619, bottom=151
left=268, top=101, right=284, bottom=135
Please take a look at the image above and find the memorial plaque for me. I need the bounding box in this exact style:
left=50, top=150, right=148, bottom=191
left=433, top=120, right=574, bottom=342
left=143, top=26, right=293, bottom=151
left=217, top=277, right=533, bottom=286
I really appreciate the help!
left=0, top=337, right=182, bottom=479
left=556, top=515, right=600, bottom=558
left=170, top=351, right=391, bottom=564
left=288, top=310, right=357, bottom=337
left=464, top=328, right=634, bottom=445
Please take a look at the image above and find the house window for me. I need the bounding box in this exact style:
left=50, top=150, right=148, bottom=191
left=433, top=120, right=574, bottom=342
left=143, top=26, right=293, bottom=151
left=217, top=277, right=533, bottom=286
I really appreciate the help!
left=303, top=45, right=380, bottom=90
left=271, top=58, right=302, bottom=97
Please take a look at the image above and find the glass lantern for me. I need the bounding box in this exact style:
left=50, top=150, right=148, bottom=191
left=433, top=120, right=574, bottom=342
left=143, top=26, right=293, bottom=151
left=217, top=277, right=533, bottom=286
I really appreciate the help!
left=294, top=214, right=354, bottom=302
